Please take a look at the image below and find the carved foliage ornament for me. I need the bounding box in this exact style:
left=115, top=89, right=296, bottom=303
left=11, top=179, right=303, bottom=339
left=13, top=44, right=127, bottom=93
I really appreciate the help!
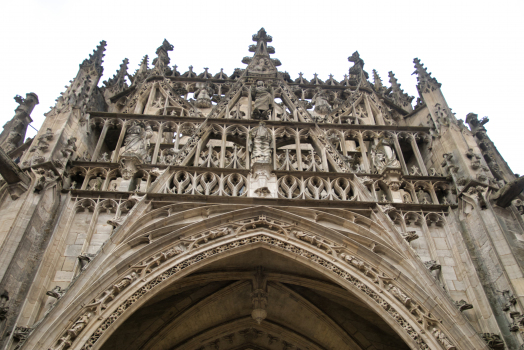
left=41, top=223, right=460, bottom=350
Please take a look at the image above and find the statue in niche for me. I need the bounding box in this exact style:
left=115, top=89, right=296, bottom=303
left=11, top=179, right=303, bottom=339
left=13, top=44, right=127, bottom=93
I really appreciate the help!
left=251, top=80, right=273, bottom=120
left=88, top=176, right=103, bottom=191
left=193, top=82, right=214, bottom=108
left=432, top=328, right=456, bottom=350
left=249, top=121, right=272, bottom=164
left=387, top=283, right=411, bottom=307
left=417, top=189, right=431, bottom=204
left=67, top=312, right=92, bottom=338
left=121, top=122, right=153, bottom=161
left=113, top=272, right=137, bottom=293
left=252, top=57, right=271, bottom=72
left=370, top=137, right=400, bottom=173
left=311, top=88, right=332, bottom=115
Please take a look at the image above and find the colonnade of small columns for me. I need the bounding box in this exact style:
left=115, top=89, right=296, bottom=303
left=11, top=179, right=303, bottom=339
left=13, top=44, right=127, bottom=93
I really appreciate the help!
left=88, top=117, right=431, bottom=176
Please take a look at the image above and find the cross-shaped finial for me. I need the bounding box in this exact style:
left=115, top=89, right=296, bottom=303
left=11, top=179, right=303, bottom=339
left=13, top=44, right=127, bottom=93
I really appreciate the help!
left=313, top=73, right=318, bottom=79
left=299, top=72, right=303, bottom=77
left=174, top=64, right=178, bottom=70
left=189, top=65, right=193, bottom=70
left=329, top=74, right=334, bottom=79
left=344, top=74, right=348, bottom=79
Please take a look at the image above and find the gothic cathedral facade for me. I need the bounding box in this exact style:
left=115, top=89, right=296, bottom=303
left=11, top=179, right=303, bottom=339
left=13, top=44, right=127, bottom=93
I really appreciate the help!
left=0, top=28, right=523, bottom=350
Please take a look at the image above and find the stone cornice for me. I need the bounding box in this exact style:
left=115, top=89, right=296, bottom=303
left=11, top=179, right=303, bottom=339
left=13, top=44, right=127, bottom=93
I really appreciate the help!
left=88, top=111, right=430, bottom=133
left=64, top=189, right=454, bottom=212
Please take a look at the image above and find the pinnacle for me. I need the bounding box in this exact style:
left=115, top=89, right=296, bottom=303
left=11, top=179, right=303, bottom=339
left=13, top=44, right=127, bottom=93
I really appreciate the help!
left=104, top=58, right=129, bottom=88
left=88, top=40, right=107, bottom=65
left=373, top=69, right=383, bottom=88
left=252, top=28, right=272, bottom=43
left=412, top=58, right=441, bottom=92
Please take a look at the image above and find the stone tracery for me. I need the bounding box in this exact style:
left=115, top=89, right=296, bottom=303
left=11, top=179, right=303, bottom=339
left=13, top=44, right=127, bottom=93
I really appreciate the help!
left=0, top=27, right=509, bottom=350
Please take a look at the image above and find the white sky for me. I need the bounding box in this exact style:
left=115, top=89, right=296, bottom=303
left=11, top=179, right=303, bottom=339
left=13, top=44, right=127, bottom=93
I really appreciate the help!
left=1, top=0, right=523, bottom=173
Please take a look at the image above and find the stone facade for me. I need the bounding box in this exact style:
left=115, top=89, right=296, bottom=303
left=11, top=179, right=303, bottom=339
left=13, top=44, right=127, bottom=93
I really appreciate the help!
left=0, top=28, right=522, bottom=350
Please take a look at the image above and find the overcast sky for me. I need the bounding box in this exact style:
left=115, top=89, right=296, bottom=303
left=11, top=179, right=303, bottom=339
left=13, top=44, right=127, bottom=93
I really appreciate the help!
left=1, top=0, right=523, bottom=173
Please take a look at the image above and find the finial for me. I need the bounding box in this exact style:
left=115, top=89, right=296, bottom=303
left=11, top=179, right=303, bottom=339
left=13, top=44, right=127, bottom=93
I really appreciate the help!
left=252, top=28, right=272, bottom=43
left=104, top=58, right=129, bottom=90
left=213, top=68, right=228, bottom=80
left=412, top=58, right=441, bottom=93
left=388, top=71, right=414, bottom=110
left=80, top=40, right=107, bottom=74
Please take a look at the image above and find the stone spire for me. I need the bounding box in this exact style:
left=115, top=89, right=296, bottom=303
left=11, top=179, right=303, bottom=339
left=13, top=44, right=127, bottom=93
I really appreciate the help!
left=0, top=93, right=39, bottom=153
left=250, top=27, right=274, bottom=56
left=294, top=72, right=309, bottom=84
left=79, top=40, right=107, bottom=78
left=131, top=55, right=149, bottom=85
left=412, top=58, right=441, bottom=94
left=104, top=58, right=129, bottom=94
left=388, top=71, right=414, bottom=112
left=243, top=28, right=281, bottom=75
left=198, top=67, right=213, bottom=79
left=373, top=69, right=384, bottom=91
left=213, top=68, right=228, bottom=80
left=182, top=65, right=197, bottom=78
left=44, top=41, right=107, bottom=119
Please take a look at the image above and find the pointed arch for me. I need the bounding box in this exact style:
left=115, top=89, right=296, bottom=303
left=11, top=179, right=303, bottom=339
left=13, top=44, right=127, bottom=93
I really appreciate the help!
left=23, top=205, right=488, bottom=350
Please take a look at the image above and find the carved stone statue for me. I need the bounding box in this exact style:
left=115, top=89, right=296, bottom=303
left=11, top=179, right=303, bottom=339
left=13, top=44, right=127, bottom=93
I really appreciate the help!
left=249, top=122, right=272, bottom=164
left=151, top=39, right=174, bottom=76
left=479, top=333, right=504, bottom=349
left=432, top=328, right=456, bottom=350
left=387, top=283, right=411, bottom=307
left=251, top=81, right=273, bottom=120
left=252, top=57, right=272, bottom=73
left=311, top=88, right=331, bottom=115
left=121, top=122, right=153, bottom=161
left=371, top=137, right=400, bottom=173
left=46, top=286, right=65, bottom=299
left=194, top=82, right=214, bottom=108
left=67, top=312, right=92, bottom=338
left=88, top=176, right=103, bottom=191
left=113, top=272, right=137, bottom=293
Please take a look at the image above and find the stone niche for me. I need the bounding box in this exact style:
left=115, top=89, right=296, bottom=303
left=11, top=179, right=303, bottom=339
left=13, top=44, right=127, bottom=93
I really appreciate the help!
left=248, top=163, right=277, bottom=198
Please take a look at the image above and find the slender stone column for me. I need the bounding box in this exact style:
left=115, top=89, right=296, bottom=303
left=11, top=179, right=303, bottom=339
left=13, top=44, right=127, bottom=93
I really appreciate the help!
left=409, top=134, right=428, bottom=175
left=174, top=124, right=181, bottom=150
left=340, top=131, right=347, bottom=156
left=247, top=90, right=253, bottom=120
left=391, top=133, right=408, bottom=175
left=111, top=122, right=128, bottom=163
left=295, top=131, right=303, bottom=171
left=428, top=184, right=439, bottom=204
left=80, top=174, right=90, bottom=190
left=151, top=123, right=164, bottom=165
left=219, top=128, right=227, bottom=168
left=272, top=128, right=278, bottom=170
left=356, top=132, right=370, bottom=172
left=245, top=127, right=251, bottom=169
left=91, top=120, right=110, bottom=162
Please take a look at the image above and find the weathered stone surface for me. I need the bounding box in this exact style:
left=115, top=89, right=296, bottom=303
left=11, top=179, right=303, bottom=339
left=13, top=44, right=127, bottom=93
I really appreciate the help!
left=1, top=29, right=523, bottom=350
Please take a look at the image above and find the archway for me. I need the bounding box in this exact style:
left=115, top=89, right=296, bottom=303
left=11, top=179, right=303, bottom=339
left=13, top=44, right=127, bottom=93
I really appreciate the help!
left=25, top=205, right=485, bottom=350
left=100, top=247, right=409, bottom=350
